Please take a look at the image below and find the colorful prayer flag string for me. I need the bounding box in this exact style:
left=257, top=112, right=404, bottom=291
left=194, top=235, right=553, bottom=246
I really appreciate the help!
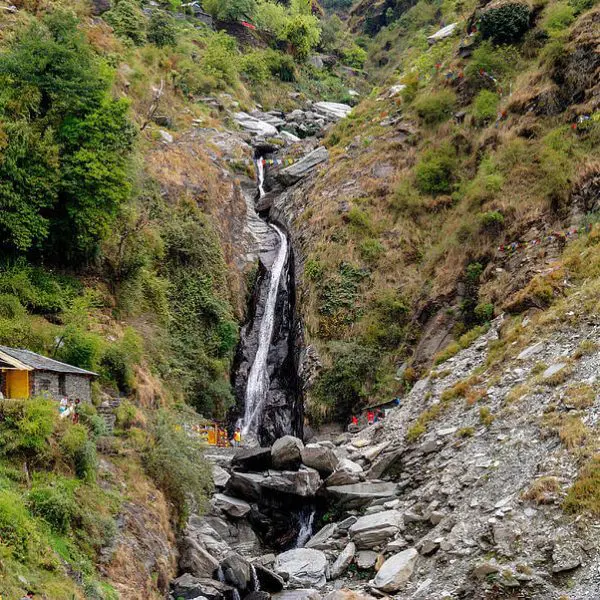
left=497, top=223, right=593, bottom=254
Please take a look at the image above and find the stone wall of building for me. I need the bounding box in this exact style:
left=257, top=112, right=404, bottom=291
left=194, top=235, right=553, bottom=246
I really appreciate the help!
left=31, top=371, right=92, bottom=403
left=64, top=374, right=92, bottom=403
left=31, top=371, right=60, bottom=399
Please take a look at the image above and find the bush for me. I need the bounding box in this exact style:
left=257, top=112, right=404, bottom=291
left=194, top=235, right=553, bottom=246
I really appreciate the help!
left=415, top=144, right=457, bottom=195
left=474, top=302, right=494, bottom=323
left=144, top=412, right=213, bottom=525
left=28, top=482, right=77, bottom=533
left=105, top=0, right=148, bottom=45
left=240, top=51, right=271, bottom=83
left=569, top=0, right=596, bottom=14
left=479, top=3, right=531, bottom=44
left=543, top=2, right=575, bottom=35
left=465, top=41, right=518, bottom=79
left=115, top=400, right=138, bottom=429
left=342, top=44, right=367, bottom=68
left=147, top=10, right=177, bottom=47
left=346, top=207, right=373, bottom=233
left=472, top=89, right=499, bottom=124
left=359, top=238, right=385, bottom=263
left=201, top=32, right=240, bottom=88
left=58, top=329, right=103, bottom=372
left=413, top=90, right=456, bottom=125
left=77, top=403, right=107, bottom=438
left=60, top=424, right=97, bottom=480
left=0, top=489, right=40, bottom=561
left=479, top=210, right=505, bottom=233
left=282, top=14, right=321, bottom=60
left=204, top=0, right=257, bottom=20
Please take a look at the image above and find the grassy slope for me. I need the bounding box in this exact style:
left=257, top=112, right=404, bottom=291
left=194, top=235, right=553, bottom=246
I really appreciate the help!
left=298, top=0, right=599, bottom=421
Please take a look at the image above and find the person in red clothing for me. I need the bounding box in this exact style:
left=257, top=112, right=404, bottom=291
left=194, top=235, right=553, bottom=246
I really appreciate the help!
left=367, top=410, right=374, bottom=426
left=351, top=415, right=358, bottom=426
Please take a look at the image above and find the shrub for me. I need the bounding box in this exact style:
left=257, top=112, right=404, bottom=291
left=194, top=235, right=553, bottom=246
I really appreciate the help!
left=144, top=412, right=213, bottom=525
left=0, top=489, right=40, bottom=561
left=359, top=238, right=385, bottom=263
left=474, top=302, right=494, bottom=323
left=105, top=0, right=148, bottom=45
left=282, top=13, right=321, bottom=60
left=201, top=32, right=240, bottom=88
left=479, top=3, right=531, bottom=44
left=204, top=0, right=257, bottom=20
left=28, top=482, right=77, bottom=533
left=465, top=41, right=518, bottom=79
left=77, top=403, right=107, bottom=438
left=569, top=0, right=596, bottom=14
left=58, top=329, right=103, bottom=372
left=60, top=424, right=97, bottom=480
left=479, top=210, right=505, bottom=233
left=305, top=258, right=324, bottom=281
left=240, top=51, right=271, bottom=83
left=415, top=145, right=457, bottom=195
left=472, top=89, right=499, bottom=125
left=479, top=406, right=495, bottom=427
left=346, top=207, right=373, bottom=233
left=413, top=90, right=456, bottom=125
left=564, top=456, right=600, bottom=514
left=147, top=10, right=177, bottom=47
left=543, top=3, right=575, bottom=36
left=115, top=400, right=138, bottom=429
left=342, top=44, right=367, bottom=68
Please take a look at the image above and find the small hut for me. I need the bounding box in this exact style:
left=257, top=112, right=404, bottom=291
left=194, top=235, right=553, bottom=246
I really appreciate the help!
left=0, top=346, right=97, bottom=402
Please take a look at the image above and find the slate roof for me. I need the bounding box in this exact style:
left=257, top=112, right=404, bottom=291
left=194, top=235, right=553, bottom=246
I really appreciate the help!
left=0, top=346, right=97, bottom=376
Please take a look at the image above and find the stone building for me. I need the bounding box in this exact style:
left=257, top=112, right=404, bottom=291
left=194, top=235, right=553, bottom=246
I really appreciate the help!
left=0, top=346, right=97, bottom=403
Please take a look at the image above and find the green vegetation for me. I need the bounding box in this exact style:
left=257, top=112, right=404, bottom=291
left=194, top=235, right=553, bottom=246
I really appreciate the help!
left=479, top=3, right=531, bottom=44
left=413, top=90, right=457, bottom=125
left=415, top=144, right=457, bottom=194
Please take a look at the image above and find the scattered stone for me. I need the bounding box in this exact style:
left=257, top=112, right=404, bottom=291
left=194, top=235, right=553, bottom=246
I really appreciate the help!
left=429, top=511, right=445, bottom=525
left=326, top=459, right=364, bottom=486
left=234, top=112, right=278, bottom=136
left=324, top=591, right=377, bottom=600
left=274, top=548, right=328, bottom=589
left=427, top=22, right=458, bottom=44
left=220, top=553, right=251, bottom=590
left=417, top=538, right=440, bottom=556
left=355, top=550, right=378, bottom=570
left=278, top=147, right=329, bottom=186
left=170, top=573, right=234, bottom=600
left=313, top=102, right=352, bottom=119
left=254, top=563, right=285, bottom=592
left=517, top=342, right=544, bottom=360
left=385, top=538, right=408, bottom=553
left=213, top=493, right=251, bottom=518
left=159, top=130, right=173, bottom=143
left=473, top=561, right=500, bottom=579
left=542, top=363, right=568, bottom=381
left=231, top=447, right=273, bottom=471
left=371, top=548, right=418, bottom=592
left=306, top=523, right=337, bottom=550
left=327, top=482, right=398, bottom=509
left=330, top=542, right=356, bottom=579
left=349, top=510, right=403, bottom=549
left=337, top=516, right=358, bottom=531
left=552, top=543, right=582, bottom=573
left=273, top=590, right=322, bottom=600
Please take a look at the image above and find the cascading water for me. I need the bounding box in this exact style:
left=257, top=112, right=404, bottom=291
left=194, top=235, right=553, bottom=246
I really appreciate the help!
left=295, top=508, right=316, bottom=548
left=251, top=564, right=261, bottom=591
left=241, top=160, right=289, bottom=437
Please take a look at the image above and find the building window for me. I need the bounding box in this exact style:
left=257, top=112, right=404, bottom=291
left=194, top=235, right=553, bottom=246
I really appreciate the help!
left=58, top=373, right=66, bottom=397
left=38, top=378, right=51, bottom=392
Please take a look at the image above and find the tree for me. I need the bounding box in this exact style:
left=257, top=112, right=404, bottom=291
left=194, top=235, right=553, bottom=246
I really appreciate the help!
left=105, top=0, right=148, bottom=45
left=282, top=13, right=321, bottom=60
left=0, top=121, right=59, bottom=252
left=54, top=99, right=137, bottom=262
left=148, top=10, right=177, bottom=47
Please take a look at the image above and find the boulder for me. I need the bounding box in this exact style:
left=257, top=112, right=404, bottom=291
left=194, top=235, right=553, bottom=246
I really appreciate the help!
left=302, top=445, right=339, bottom=475
left=274, top=548, right=328, bottom=589
left=234, top=112, right=278, bottom=137
left=178, top=535, right=219, bottom=577
left=170, top=573, right=234, bottom=600
left=245, top=593, right=271, bottom=600
left=213, top=465, right=231, bottom=488
left=371, top=548, right=418, bottom=592
left=254, top=563, right=285, bottom=592
left=349, top=510, right=403, bottom=549
left=326, top=482, right=398, bottom=509
left=226, top=472, right=266, bottom=501
left=330, top=542, right=356, bottom=579
left=324, top=591, right=377, bottom=600
left=355, top=550, right=378, bottom=570
left=277, top=147, right=329, bottom=186
left=220, top=553, right=251, bottom=591
left=305, top=523, right=337, bottom=550
left=213, top=494, right=251, bottom=518
left=313, top=102, right=352, bottom=120
left=232, top=447, right=273, bottom=471
left=272, top=435, right=304, bottom=470
left=325, top=459, right=364, bottom=487
left=261, top=468, right=322, bottom=497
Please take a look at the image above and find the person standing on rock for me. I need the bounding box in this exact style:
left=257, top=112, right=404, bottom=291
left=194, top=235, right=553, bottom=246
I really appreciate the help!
left=367, top=410, right=374, bottom=426
left=233, top=427, right=241, bottom=447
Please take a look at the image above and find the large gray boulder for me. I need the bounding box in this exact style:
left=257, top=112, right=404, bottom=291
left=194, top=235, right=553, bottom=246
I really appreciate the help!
left=220, top=553, right=251, bottom=591
left=277, top=147, right=329, bottom=186
left=213, top=493, right=251, bottom=518
left=226, top=472, right=266, bottom=501
left=349, top=510, right=403, bottom=549
left=261, top=468, right=322, bottom=497
left=231, top=447, right=273, bottom=471
left=329, top=542, right=356, bottom=579
left=274, top=548, right=328, bottom=589
left=170, top=573, right=234, bottom=600
left=273, top=590, right=322, bottom=599
left=305, top=523, right=337, bottom=550
left=178, top=535, right=219, bottom=577
left=371, top=548, right=418, bottom=592
left=325, top=459, right=363, bottom=486
left=254, top=563, right=285, bottom=592
left=326, top=481, right=398, bottom=508
left=301, top=444, right=339, bottom=476
left=213, top=465, right=231, bottom=488
left=272, top=435, right=304, bottom=470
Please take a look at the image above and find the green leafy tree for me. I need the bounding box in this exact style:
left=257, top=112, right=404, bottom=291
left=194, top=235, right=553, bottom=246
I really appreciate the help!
left=148, top=10, right=178, bottom=47
left=0, top=121, right=59, bottom=252
left=54, top=99, right=137, bottom=262
left=479, top=3, right=531, bottom=44
left=282, top=13, right=321, bottom=60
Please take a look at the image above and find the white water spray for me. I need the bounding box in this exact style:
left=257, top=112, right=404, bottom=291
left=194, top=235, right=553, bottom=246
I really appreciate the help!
left=242, top=160, right=289, bottom=437
left=295, top=509, right=315, bottom=548
left=251, top=564, right=261, bottom=591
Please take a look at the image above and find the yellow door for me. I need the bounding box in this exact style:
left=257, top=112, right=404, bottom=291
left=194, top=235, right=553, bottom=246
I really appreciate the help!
left=6, top=370, right=29, bottom=399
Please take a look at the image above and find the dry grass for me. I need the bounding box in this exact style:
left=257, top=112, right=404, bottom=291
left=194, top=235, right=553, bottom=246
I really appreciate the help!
left=563, top=383, right=596, bottom=409
left=564, top=455, right=600, bottom=515
left=523, top=476, right=561, bottom=504
left=558, top=416, right=589, bottom=450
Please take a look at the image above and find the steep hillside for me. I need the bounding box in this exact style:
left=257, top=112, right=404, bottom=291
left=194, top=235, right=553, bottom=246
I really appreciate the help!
left=292, top=0, right=599, bottom=424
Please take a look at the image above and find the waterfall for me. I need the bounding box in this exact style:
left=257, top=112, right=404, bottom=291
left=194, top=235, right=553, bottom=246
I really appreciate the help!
left=295, top=508, right=315, bottom=548
left=241, top=159, right=289, bottom=437
left=251, top=564, right=261, bottom=591
left=216, top=565, right=225, bottom=583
